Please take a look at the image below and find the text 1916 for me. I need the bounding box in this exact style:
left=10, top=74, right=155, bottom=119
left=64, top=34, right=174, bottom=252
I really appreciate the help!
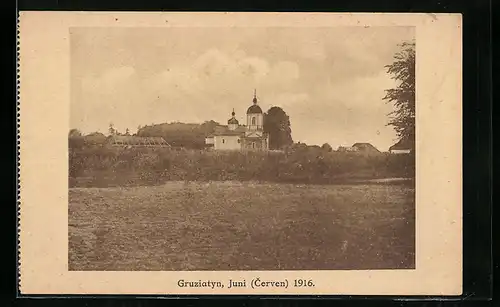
left=293, top=279, right=315, bottom=287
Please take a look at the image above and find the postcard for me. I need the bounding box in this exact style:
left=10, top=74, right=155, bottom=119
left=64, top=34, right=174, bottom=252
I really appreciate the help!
left=18, top=11, right=462, bottom=295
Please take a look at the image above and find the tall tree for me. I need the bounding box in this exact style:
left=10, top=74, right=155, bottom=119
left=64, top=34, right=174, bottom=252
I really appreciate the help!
left=201, top=120, right=219, bottom=135
left=321, top=143, right=333, bottom=152
left=263, top=107, right=293, bottom=150
left=68, top=129, right=84, bottom=149
left=383, top=41, right=415, bottom=147
left=108, top=123, right=116, bottom=136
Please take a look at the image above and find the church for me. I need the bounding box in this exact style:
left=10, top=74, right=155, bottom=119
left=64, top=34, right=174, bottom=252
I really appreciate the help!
left=205, top=91, right=269, bottom=151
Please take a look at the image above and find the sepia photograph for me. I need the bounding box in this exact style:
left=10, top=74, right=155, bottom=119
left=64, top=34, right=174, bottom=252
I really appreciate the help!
left=19, top=12, right=462, bottom=295
left=68, top=26, right=416, bottom=271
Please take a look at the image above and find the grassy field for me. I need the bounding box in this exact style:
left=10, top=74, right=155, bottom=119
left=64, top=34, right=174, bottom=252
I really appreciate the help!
left=69, top=181, right=415, bottom=271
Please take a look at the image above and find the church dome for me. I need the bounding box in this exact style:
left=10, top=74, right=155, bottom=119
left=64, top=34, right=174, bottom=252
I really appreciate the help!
left=247, top=104, right=263, bottom=114
left=247, top=90, right=263, bottom=114
left=228, top=109, right=239, bottom=124
left=228, top=117, right=239, bottom=124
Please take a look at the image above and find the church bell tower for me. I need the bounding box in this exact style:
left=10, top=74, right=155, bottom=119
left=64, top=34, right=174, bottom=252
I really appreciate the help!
left=246, top=89, right=264, bottom=134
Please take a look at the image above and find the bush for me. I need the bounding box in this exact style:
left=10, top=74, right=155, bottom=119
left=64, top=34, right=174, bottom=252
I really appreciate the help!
left=68, top=145, right=415, bottom=187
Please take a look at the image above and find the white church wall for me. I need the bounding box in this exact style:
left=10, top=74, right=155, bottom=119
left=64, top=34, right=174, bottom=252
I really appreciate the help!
left=246, top=114, right=263, bottom=130
left=214, top=135, right=241, bottom=150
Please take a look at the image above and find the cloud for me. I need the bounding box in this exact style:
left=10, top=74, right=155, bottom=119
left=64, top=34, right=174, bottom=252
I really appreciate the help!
left=322, top=69, right=397, bottom=108
left=144, top=49, right=303, bottom=111
left=186, top=48, right=299, bottom=89
left=75, top=66, right=142, bottom=133
left=267, top=61, right=300, bottom=86
left=74, top=50, right=398, bottom=150
left=81, top=66, right=136, bottom=94
left=71, top=27, right=413, bottom=150
left=74, top=49, right=306, bottom=134
left=258, top=70, right=399, bottom=150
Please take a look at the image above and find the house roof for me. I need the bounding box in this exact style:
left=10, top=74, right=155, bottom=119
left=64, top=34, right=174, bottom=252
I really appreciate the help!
left=389, top=138, right=414, bottom=151
left=211, top=131, right=245, bottom=136
left=83, top=132, right=107, bottom=144
left=207, top=125, right=246, bottom=137
left=352, top=143, right=380, bottom=152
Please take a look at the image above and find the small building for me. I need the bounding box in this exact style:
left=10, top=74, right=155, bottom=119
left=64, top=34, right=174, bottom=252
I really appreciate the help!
left=205, top=90, right=269, bottom=151
left=84, top=132, right=107, bottom=146
left=337, top=143, right=380, bottom=154
left=206, top=123, right=248, bottom=150
left=352, top=143, right=381, bottom=154
left=389, top=139, right=413, bottom=154
left=107, top=135, right=170, bottom=148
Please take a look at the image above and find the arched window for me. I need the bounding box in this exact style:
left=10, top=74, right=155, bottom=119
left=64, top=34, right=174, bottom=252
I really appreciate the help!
left=222, top=139, right=225, bottom=144
left=237, top=139, right=240, bottom=143
left=252, top=117, right=256, bottom=125
left=252, top=142, right=255, bottom=148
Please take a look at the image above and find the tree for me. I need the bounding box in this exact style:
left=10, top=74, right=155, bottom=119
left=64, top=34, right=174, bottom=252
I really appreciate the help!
left=125, top=128, right=130, bottom=136
left=201, top=120, right=219, bottom=136
left=68, top=129, right=84, bottom=149
left=263, top=106, right=293, bottom=150
left=68, top=129, right=82, bottom=138
left=108, top=123, right=116, bottom=136
left=321, top=143, right=333, bottom=152
left=383, top=41, right=415, bottom=148
left=136, top=121, right=220, bottom=149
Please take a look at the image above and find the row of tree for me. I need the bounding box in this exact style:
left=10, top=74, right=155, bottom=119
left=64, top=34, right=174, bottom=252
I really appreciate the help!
left=69, top=146, right=415, bottom=187
left=69, top=106, right=294, bottom=150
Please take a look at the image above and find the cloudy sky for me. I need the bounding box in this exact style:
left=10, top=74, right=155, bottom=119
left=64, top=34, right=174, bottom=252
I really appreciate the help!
left=70, top=26, right=414, bottom=151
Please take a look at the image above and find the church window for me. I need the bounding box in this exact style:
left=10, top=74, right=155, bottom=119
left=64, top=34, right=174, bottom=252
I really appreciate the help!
left=252, top=117, right=256, bottom=125
left=237, top=139, right=240, bottom=143
left=252, top=142, right=255, bottom=148
left=222, top=139, right=225, bottom=144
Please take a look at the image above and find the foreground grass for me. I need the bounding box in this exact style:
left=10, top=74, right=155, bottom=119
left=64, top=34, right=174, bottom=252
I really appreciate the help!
left=69, top=181, right=415, bottom=271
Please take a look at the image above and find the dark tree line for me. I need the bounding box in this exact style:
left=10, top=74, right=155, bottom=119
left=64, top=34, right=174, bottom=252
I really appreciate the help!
left=69, top=107, right=296, bottom=150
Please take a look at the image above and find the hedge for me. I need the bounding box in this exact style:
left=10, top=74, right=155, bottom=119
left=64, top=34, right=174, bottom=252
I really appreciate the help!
left=69, top=146, right=415, bottom=187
